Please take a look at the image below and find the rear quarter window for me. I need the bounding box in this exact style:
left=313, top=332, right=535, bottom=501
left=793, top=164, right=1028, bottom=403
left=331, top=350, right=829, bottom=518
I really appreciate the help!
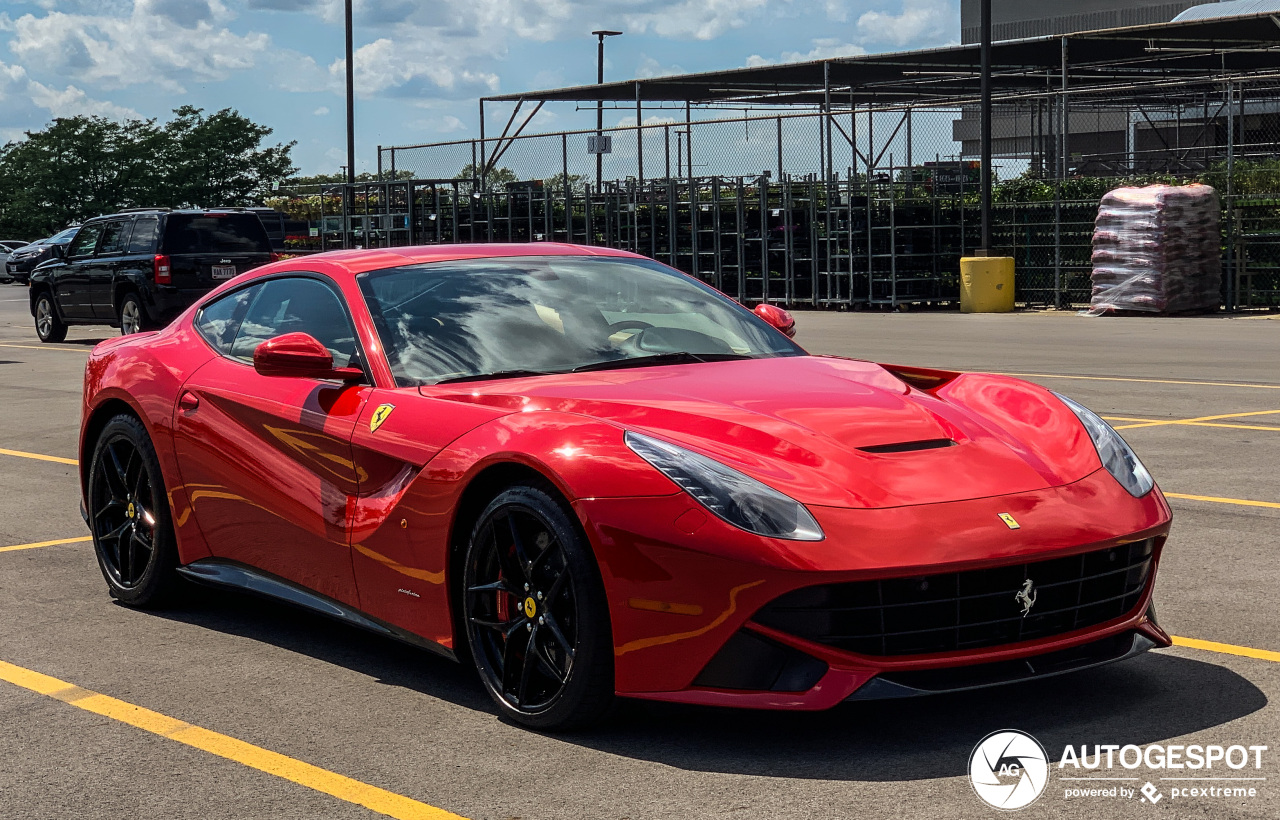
left=162, top=214, right=272, bottom=254
left=127, top=217, right=160, bottom=254
left=195, top=284, right=261, bottom=355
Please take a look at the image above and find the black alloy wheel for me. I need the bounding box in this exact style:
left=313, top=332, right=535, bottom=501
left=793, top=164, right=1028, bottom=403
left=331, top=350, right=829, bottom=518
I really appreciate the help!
left=34, top=292, right=67, bottom=343
left=88, top=414, right=179, bottom=606
left=462, top=483, right=614, bottom=730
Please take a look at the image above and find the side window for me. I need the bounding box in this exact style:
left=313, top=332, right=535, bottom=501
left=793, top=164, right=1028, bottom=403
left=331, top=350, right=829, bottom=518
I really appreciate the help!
left=127, top=217, right=160, bottom=254
left=68, top=224, right=103, bottom=259
left=96, top=220, right=132, bottom=256
left=228, top=277, right=359, bottom=368
left=195, top=284, right=262, bottom=356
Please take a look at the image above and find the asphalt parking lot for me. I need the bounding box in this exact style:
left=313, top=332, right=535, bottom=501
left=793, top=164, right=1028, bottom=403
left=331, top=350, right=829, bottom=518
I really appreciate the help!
left=1, top=288, right=1278, bottom=819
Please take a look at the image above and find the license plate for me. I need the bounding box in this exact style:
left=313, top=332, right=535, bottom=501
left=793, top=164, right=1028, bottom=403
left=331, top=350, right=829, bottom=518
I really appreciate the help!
left=211, top=265, right=237, bottom=280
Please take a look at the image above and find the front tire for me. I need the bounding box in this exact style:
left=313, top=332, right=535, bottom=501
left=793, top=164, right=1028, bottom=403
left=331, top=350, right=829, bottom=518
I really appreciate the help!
left=87, top=414, right=180, bottom=607
left=462, top=482, right=614, bottom=730
left=34, top=292, right=67, bottom=343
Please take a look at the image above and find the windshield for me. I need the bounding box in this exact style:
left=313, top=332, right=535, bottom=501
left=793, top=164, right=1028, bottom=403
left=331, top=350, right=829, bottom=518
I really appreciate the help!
left=358, top=256, right=803, bottom=386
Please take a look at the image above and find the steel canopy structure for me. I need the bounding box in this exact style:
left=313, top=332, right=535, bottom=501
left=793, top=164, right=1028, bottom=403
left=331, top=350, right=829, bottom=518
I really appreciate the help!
left=291, top=13, right=1280, bottom=313
left=484, top=14, right=1280, bottom=109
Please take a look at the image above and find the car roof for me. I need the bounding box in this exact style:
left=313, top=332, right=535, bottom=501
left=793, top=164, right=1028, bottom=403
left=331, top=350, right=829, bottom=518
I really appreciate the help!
left=296, top=243, right=646, bottom=277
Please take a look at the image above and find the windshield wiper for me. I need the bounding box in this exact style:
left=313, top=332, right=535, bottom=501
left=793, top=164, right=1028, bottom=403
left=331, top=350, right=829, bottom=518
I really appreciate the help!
left=572, top=352, right=756, bottom=373
left=433, top=369, right=563, bottom=384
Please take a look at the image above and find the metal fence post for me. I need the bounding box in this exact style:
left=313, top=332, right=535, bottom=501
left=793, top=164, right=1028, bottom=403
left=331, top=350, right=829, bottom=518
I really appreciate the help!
left=636, top=82, right=644, bottom=185
left=776, top=117, right=784, bottom=180
left=561, top=132, right=570, bottom=240
left=478, top=101, right=486, bottom=190
left=1054, top=178, right=1062, bottom=307
left=1226, top=79, right=1236, bottom=311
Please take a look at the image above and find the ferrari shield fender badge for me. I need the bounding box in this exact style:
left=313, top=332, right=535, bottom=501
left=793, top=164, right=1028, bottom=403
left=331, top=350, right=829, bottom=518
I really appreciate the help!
left=370, top=403, right=396, bottom=432
left=998, top=512, right=1020, bottom=530
left=1016, top=579, right=1038, bottom=617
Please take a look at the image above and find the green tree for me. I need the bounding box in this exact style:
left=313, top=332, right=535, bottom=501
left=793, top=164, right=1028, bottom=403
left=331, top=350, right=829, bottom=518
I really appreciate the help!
left=158, top=106, right=296, bottom=208
left=455, top=162, right=518, bottom=189
left=0, top=107, right=296, bottom=240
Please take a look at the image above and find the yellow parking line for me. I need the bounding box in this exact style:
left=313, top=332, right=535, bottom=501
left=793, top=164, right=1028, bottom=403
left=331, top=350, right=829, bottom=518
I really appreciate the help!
left=1172, top=636, right=1280, bottom=663
left=1003, top=372, right=1280, bottom=391
left=0, top=342, right=88, bottom=353
left=0, top=660, right=465, bottom=820
left=1164, top=492, right=1280, bottom=510
left=1103, top=416, right=1280, bottom=432
left=1112, top=409, right=1280, bottom=430
left=0, top=447, right=77, bottom=466
left=0, top=536, right=91, bottom=553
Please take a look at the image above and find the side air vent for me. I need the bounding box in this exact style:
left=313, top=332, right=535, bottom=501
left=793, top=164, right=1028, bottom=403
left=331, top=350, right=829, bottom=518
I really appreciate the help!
left=859, top=438, right=955, bottom=454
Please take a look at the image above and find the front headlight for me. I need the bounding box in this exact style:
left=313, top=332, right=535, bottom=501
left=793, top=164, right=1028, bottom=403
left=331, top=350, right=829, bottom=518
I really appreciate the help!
left=1055, top=393, right=1154, bottom=497
left=624, top=431, right=824, bottom=541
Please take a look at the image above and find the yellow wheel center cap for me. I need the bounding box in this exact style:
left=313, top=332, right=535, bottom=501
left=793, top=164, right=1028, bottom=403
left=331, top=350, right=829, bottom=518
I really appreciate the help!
left=523, top=597, right=537, bottom=618
left=126, top=502, right=135, bottom=519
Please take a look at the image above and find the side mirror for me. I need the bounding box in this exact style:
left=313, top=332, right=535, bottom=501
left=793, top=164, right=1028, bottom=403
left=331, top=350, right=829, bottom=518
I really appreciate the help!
left=253, top=332, right=364, bottom=382
left=754, top=303, right=796, bottom=339
left=48, top=243, right=65, bottom=260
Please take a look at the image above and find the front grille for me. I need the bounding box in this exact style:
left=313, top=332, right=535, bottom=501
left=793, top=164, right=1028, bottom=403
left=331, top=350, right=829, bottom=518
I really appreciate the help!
left=755, top=539, right=1155, bottom=657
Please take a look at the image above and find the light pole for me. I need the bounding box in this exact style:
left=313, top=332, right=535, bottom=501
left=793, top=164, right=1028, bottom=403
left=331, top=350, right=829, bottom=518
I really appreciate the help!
left=345, top=0, right=355, bottom=186
left=593, top=30, right=622, bottom=191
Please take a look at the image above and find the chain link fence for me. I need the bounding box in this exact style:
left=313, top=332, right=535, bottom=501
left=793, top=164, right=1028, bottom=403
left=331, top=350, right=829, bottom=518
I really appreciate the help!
left=265, top=77, right=1280, bottom=310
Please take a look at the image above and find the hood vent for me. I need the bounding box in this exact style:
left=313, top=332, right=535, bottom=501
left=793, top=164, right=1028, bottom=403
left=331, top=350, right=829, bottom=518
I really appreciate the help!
left=858, top=438, right=956, bottom=454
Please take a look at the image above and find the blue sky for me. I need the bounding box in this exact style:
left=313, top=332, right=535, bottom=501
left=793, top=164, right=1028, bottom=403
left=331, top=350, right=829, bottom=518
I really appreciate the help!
left=0, top=0, right=958, bottom=175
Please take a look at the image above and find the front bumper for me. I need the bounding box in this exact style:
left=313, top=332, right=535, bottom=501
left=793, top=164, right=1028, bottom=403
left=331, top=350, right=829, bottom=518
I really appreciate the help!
left=576, top=466, right=1172, bottom=708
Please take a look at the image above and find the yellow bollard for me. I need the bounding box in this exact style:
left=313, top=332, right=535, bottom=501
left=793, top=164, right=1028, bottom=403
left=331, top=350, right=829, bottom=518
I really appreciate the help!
left=959, top=256, right=1015, bottom=313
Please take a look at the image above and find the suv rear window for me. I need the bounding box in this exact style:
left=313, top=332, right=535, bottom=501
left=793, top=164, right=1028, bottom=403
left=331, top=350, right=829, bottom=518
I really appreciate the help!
left=162, top=214, right=271, bottom=254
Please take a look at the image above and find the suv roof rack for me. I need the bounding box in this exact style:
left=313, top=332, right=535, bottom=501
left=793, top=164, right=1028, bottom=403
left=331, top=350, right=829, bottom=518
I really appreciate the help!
left=117, top=207, right=172, bottom=213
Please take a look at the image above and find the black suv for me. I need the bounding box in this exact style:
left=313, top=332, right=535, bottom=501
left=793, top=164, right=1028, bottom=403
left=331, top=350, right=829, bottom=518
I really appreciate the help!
left=30, top=209, right=275, bottom=342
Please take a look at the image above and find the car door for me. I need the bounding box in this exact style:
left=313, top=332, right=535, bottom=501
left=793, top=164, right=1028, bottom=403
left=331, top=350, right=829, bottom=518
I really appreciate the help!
left=87, top=218, right=132, bottom=319
left=172, top=275, right=374, bottom=606
left=54, top=223, right=104, bottom=319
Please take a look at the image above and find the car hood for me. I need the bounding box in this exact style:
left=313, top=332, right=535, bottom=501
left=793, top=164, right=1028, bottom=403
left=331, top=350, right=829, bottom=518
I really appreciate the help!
left=424, top=356, right=1101, bottom=509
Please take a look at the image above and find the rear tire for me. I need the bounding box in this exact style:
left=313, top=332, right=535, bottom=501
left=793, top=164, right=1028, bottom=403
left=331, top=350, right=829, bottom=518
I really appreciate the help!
left=34, top=292, right=67, bottom=343
left=87, top=414, right=180, bottom=607
left=462, top=482, right=615, bottom=731
left=118, top=292, right=150, bottom=335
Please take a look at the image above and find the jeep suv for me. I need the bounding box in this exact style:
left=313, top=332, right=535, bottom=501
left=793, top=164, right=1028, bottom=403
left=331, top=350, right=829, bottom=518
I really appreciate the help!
left=29, top=209, right=275, bottom=342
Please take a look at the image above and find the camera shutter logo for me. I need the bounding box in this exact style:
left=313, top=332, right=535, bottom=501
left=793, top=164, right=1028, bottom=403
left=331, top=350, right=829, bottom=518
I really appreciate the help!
left=969, top=729, right=1050, bottom=810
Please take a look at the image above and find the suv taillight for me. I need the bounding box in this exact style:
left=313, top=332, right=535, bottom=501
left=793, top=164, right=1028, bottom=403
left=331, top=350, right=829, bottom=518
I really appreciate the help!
left=154, top=254, right=171, bottom=284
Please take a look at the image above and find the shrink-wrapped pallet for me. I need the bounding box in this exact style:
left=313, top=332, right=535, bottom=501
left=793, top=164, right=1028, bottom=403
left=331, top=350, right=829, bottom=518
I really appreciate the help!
left=1085, top=184, right=1221, bottom=315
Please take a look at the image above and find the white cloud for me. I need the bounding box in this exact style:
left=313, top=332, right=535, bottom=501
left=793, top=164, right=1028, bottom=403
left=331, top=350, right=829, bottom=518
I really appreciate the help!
left=330, top=37, right=500, bottom=99
left=746, top=38, right=866, bottom=67
left=636, top=54, right=685, bottom=79
left=313, top=106, right=329, bottom=115
left=26, top=79, right=139, bottom=119
left=856, top=0, right=953, bottom=48
left=434, top=115, right=465, bottom=133
left=9, top=5, right=268, bottom=93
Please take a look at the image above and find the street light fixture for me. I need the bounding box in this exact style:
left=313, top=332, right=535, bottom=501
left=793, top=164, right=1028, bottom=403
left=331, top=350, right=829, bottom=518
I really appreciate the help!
left=593, top=30, right=623, bottom=190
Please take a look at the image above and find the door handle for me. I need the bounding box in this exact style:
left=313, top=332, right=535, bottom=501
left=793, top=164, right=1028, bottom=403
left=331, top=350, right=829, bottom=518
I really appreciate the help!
left=178, top=391, right=199, bottom=412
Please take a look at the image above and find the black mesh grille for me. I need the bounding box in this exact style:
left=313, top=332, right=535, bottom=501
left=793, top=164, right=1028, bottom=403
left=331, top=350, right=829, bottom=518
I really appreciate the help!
left=755, top=539, right=1155, bottom=657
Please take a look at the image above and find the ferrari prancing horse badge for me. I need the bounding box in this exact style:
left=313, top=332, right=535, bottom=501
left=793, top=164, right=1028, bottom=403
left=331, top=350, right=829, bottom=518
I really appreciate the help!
left=370, top=403, right=396, bottom=432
